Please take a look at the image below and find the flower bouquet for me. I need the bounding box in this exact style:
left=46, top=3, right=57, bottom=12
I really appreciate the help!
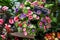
left=0, top=0, right=58, bottom=40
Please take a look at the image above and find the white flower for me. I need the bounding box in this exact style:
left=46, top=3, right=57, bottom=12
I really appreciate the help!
left=55, top=38, right=58, bottom=40
left=26, top=7, right=30, bottom=9
left=12, top=6, right=15, bottom=10
left=33, top=14, right=37, bottom=18
left=29, top=24, right=35, bottom=28
left=15, top=2, right=20, bottom=8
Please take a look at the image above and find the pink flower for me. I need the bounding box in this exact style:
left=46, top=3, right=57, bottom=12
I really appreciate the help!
left=28, top=10, right=32, bottom=14
left=39, top=4, right=44, bottom=8
left=45, top=16, right=50, bottom=20
left=44, top=26, right=46, bottom=30
left=28, top=15, right=33, bottom=20
left=5, top=24, right=11, bottom=33
left=23, top=28, right=26, bottom=31
left=14, top=16, right=19, bottom=22
left=26, top=10, right=33, bottom=17
left=2, top=6, right=8, bottom=11
left=1, top=34, right=6, bottom=39
left=48, top=10, right=50, bottom=14
left=42, top=0, right=46, bottom=3
left=9, top=18, right=14, bottom=24
left=45, top=16, right=51, bottom=23
left=0, top=19, right=4, bottom=25
left=31, top=1, right=38, bottom=6
left=36, top=16, right=39, bottom=20
left=20, top=4, right=24, bottom=8
left=47, top=18, right=51, bottom=23
left=24, top=31, right=27, bottom=36
left=39, top=22, right=43, bottom=26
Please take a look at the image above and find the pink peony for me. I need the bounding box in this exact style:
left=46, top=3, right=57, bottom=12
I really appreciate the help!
left=9, top=18, right=14, bottom=24
left=14, top=16, right=19, bottom=22
left=2, top=6, right=8, bottom=11
left=0, top=19, right=4, bottom=25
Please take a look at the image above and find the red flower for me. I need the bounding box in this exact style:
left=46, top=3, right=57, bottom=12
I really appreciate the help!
left=45, top=34, right=53, bottom=40
left=5, top=24, right=11, bottom=33
left=18, top=23, right=22, bottom=27
left=57, top=32, right=60, bottom=39
left=9, top=18, right=14, bottom=24
left=0, top=19, right=4, bottom=25
left=14, top=16, right=19, bottom=22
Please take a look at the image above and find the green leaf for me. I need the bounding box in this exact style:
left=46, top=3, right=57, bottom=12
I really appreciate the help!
left=52, top=17, right=57, bottom=22
left=23, top=8, right=28, bottom=14
left=15, top=22, right=18, bottom=27
left=45, top=4, right=54, bottom=8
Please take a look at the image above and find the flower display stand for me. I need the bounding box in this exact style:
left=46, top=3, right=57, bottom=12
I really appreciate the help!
left=10, top=32, right=34, bottom=40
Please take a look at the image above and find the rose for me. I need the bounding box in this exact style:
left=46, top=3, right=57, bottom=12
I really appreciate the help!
left=9, top=18, right=14, bottom=24
left=14, top=16, right=19, bottom=22
left=2, top=6, right=8, bottom=11
left=28, top=15, right=33, bottom=20
left=0, top=19, right=4, bottom=25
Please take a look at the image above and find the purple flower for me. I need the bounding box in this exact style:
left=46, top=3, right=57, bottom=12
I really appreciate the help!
left=36, top=10, right=41, bottom=15
left=41, top=18, right=46, bottom=23
left=15, top=8, right=19, bottom=12
left=32, top=29, right=35, bottom=32
left=39, top=25, right=42, bottom=28
left=19, top=14, right=26, bottom=19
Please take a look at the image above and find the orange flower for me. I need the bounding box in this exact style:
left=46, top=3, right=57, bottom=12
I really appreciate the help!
left=57, top=32, right=60, bottom=39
